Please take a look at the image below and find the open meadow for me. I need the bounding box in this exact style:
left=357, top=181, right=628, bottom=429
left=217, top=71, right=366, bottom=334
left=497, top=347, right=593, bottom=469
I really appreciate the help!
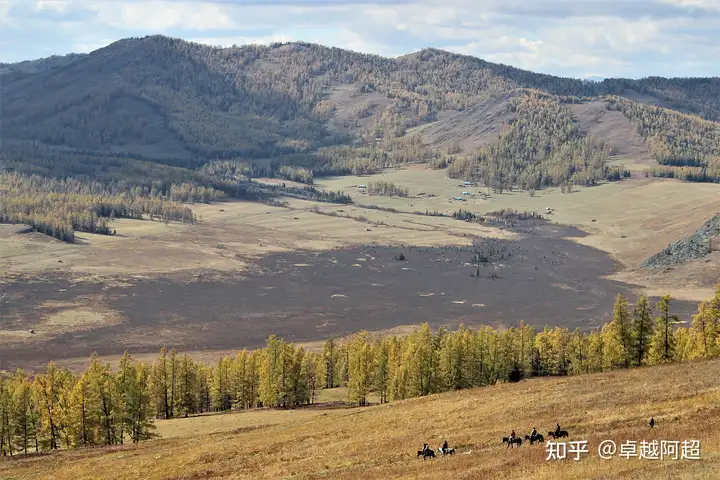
left=1, top=166, right=719, bottom=372
left=3, top=358, right=719, bottom=480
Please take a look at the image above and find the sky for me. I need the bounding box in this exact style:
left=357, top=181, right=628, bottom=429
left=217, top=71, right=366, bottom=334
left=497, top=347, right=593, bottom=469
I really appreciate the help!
left=1, top=0, right=720, bottom=79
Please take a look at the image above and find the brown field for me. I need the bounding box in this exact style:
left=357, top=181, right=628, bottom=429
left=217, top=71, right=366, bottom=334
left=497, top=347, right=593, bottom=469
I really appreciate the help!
left=1, top=166, right=718, bottom=372
left=3, top=358, right=718, bottom=479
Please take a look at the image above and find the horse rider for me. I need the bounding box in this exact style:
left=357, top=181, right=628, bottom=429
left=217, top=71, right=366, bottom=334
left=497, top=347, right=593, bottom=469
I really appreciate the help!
left=555, top=423, right=561, bottom=437
left=649, top=417, right=655, bottom=428
left=530, top=427, right=537, bottom=440
left=442, top=440, right=449, bottom=453
left=423, top=443, right=429, bottom=454
left=510, top=429, right=516, bottom=441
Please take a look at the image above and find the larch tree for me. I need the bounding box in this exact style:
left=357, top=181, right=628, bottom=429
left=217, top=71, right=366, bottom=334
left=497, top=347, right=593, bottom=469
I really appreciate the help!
left=689, top=301, right=720, bottom=359
left=11, top=371, right=39, bottom=455
left=348, top=332, right=375, bottom=406
left=373, top=338, right=391, bottom=403
left=150, top=347, right=171, bottom=419
left=67, top=371, right=94, bottom=447
left=321, top=338, right=339, bottom=389
left=648, top=295, right=680, bottom=364
left=632, top=296, right=654, bottom=367
left=259, top=335, right=285, bottom=408
left=300, top=351, right=320, bottom=405
left=176, top=354, right=198, bottom=416
left=127, top=361, right=156, bottom=443
left=603, top=294, right=632, bottom=369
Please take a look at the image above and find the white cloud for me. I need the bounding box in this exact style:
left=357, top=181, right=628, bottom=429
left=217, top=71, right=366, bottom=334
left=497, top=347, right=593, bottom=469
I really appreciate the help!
left=662, top=0, right=720, bottom=10
left=87, top=0, right=237, bottom=31
left=1, top=0, right=719, bottom=77
left=0, top=1, right=11, bottom=24
left=34, top=0, right=69, bottom=12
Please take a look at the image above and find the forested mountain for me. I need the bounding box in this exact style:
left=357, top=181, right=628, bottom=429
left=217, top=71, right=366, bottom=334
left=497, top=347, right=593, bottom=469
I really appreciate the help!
left=2, top=35, right=720, bottom=240
left=3, top=36, right=719, bottom=177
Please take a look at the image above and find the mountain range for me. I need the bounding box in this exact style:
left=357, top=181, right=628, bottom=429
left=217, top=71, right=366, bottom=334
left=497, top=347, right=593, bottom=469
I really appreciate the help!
left=1, top=35, right=719, bottom=201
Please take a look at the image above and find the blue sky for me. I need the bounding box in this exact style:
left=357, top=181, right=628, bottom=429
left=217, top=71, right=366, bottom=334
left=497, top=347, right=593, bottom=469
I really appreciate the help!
left=2, top=0, right=720, bottom=79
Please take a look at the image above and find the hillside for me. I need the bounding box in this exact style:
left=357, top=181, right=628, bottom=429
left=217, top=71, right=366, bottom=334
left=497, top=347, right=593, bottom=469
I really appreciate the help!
left=2, top=36, right=720, bottom=185
left=643, top=215, right=720, bottom=268
left=3, top=358, right=719, bottom=479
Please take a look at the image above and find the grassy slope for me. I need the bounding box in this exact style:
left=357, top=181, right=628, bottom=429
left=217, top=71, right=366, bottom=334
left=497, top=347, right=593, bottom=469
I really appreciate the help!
left=4, top=359, right=719, bottom=480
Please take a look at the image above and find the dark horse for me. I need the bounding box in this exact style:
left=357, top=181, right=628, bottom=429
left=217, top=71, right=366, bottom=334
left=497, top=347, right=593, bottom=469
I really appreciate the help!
left=524, top=434, right=545, bottom=445
left=502, top=437, right=522, bottom=448
left=417, top=449, right=436, bottom=459
left=548, top=430, right=569, bottom=439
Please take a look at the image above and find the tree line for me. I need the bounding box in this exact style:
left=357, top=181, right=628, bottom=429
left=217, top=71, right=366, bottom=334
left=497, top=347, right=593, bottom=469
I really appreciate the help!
left=367, top=181, right=409, bottom=197
left=2, top=280, right=717, bottom=455
left=0, top=172, right=198, bottom=242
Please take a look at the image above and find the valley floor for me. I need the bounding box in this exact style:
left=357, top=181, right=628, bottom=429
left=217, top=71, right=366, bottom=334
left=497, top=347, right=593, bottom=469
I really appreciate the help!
left=3, top=358, right=719, bottom=479
left=1, top=168, right=718, bottom=372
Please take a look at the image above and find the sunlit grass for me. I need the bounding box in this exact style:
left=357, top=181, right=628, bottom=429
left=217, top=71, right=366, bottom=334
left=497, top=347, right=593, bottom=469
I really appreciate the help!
left=2, top=359, right=718, bottom=479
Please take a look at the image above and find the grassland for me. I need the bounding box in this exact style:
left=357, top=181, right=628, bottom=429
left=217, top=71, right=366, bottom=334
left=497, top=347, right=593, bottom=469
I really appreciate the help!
left=316, top=166, right=720, bottom=300
left=1, top=166, right=718, bottom=372
left=3, top=358, right=718, bottom=479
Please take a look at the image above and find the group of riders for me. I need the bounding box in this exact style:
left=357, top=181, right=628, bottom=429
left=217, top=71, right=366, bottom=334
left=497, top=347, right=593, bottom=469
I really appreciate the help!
left=420, top=440, right=451, bottom=456
left=509, top=423, right=561, bottom=444
left=420, top=423, right=564, bottom=457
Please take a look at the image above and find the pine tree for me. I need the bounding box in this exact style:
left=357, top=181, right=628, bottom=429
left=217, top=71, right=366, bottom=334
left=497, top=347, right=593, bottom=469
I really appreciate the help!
left=534, top=327, right=556, bottom=375
left=300, top=352, right=320, bottom=405
left=211, top=356, right=233, bottom=411
left=150, top=347, right=171, bottom=419
left=648, top=295, right=680, bottom=364
left=168, top=348, right=178, bottom=418
left=587, top=330, right=605, bottom=373
left=32, top=362, right=72, bottom=450
left=85, top=354, right=117, bottom=445
left=348, top=332, right=375, bottom=406
left=127, top=361, right=156, bottom=443
left=286, top=347, right=308, bottom=407
left=689, top=301, right=720, bottom=358
left=176, top=354, right=197, bottom=417
left=0, top=376, right=13, bottom=456
left=567, top=329, right=590, bottom=375
left=405, top=323, right=438, bottom=396
left=373, top=338, right=391, bottom=403
left=603, top=294, right=632, bottom=368
left=321, top=339, right=339, bottom=389
left=631, top=296, right=654, bottom=367
left=11, top=371, right=38, bottom=454
left=259, top=335, right=284, bottom=408
left=68, top=371, right=94, bottom=446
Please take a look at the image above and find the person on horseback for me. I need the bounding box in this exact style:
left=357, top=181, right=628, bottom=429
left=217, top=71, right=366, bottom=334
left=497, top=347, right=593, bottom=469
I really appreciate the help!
left=555, top=424, right=561, bottom=437
left=530, top=427, right=537, bottom=440
left=423, top=443, right=429, bottom=455
left=442, top=440, right=448, bottom=454
left=510, top=430, right=516, bottom=441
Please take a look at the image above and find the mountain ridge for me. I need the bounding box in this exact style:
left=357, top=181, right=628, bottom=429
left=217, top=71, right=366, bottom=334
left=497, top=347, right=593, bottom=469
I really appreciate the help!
left=2, top=35, right=719, bottom=197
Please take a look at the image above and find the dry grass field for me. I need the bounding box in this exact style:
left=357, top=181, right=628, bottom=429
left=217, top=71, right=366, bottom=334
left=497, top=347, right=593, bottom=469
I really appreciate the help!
left=3, top=358, right=718, bottom=480
left=1, top=165, right=718, bottom=372
left=316, top=167, right=720, bottom=299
